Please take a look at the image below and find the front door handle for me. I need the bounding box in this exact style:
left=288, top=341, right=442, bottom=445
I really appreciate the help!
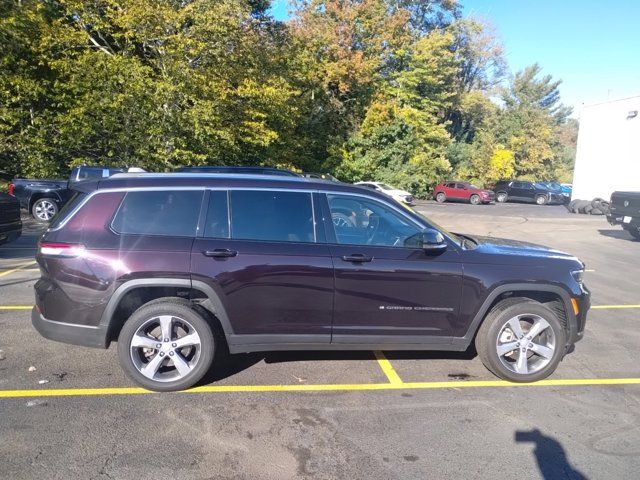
left=341, top=254, right=373, bottom=263
left=203, top=248, right=238, bottom=258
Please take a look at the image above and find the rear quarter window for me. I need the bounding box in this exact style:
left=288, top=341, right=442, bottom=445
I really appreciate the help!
left=111, top=190, right=204, bottom=237
left=49, top=192, right=88, bottom=229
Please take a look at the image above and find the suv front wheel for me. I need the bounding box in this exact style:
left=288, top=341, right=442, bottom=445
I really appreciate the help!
left=117, top=301, right=215, bottom=391
left=475, top=298, right=566, bottom=382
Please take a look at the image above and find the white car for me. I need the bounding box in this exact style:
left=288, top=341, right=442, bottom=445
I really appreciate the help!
left=355, top=182, right=414, bottom=205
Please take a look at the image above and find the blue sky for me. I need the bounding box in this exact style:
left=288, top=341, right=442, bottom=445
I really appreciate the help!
left=269, top=0, right=640, bottom=114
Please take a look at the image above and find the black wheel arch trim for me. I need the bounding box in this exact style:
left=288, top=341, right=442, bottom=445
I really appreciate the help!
left=99, top=278, right=235, bottom=344
left=452, top=283, right=578, bottom=349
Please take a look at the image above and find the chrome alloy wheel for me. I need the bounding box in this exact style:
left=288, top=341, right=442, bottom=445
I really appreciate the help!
left=34, top=200, right=57, bottom=221
left=495, top=314, right=556, bottom=375
left=130, top=315, right=202, bottom=383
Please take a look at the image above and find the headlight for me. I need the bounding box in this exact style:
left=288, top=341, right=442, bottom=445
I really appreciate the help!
left=571, top=269, right=584, bottom=284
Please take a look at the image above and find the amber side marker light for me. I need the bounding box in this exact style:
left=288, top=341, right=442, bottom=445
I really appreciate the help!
left=571, top=298, right=580, bottom=316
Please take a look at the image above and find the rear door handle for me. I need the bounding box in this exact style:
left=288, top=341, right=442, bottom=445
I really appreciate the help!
left=341, top=254, right=373, bottom=263
left=203, top=248, right=238, bottom=258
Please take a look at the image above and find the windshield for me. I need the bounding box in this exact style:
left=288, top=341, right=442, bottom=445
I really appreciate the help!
left=536, top=182, right=559, bottom=191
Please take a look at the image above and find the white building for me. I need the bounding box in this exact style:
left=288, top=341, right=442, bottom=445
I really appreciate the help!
left=571, top=95, right=640, bottom=200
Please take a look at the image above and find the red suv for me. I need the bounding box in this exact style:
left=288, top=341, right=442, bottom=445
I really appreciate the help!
left=433, top=181, right=495, bottom=205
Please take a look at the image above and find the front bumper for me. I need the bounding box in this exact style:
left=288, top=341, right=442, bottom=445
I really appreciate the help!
left=573, top=286, right=590, bottom=344
left=32, top=307, right=109, bottom=349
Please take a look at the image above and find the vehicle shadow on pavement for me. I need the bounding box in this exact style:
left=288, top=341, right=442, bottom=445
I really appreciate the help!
left=598, top=229, right=638, bottom=242
left=515, top=429, right=588, bottom=480
left=197, top=349, right=477, bottom=385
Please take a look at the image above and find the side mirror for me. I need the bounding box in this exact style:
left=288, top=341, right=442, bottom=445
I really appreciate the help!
left=422, top=229, right=447, bottom=253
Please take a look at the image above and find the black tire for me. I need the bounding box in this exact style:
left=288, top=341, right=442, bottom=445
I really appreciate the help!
left=583, top=204, right=593, bottom=214
left=435, top=192, right=446, bottom=203
left=535, top=195, right=547, bottom=206
left=496, top=192, right=508, bottom=203
left=590, top=208, right=603, bottom=215
left=31, top=198, right=58, bottom=222
left=117, top=301, right=215, bottom=392
left=475, top=298, right=566, bottom=383
left=469, top=194, right=480, bottom=205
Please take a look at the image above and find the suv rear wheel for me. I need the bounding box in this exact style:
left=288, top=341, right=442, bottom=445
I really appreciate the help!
left=496, top=192, right=507, bottom=203
left=117, top=301, right=215, bottom=391
left=475, top=298, right=566, bottom=382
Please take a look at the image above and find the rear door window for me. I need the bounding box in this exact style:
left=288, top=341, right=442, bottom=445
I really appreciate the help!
left=111, top=190, right=204, bottom=237
left=229, top=190, right=315, bottom=243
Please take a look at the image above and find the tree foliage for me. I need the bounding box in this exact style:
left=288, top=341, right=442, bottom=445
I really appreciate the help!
left=0, top=0, right=577, bottom=194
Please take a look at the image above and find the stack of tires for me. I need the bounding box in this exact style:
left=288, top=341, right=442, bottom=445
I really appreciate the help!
left=566, top=198, right=610, bottom=215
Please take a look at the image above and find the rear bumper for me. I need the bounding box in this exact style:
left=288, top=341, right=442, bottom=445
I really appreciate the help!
left=607, top=214, right=639, bottom=227
left=31, top=307, right=109, bottom=349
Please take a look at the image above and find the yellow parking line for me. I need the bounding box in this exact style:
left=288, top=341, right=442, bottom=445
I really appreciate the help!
left=1, top=377, right=640, bottom=399
left=591, top=305, right=640, bottom=309
left=374, top=351, right=403, bottom=384
left=0, top=306, right=32, bottom=310
left=0, top=261, right=37, bottom=278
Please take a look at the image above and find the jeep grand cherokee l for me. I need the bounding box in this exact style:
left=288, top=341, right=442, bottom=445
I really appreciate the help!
left=32, top=173, right=590, bottom=391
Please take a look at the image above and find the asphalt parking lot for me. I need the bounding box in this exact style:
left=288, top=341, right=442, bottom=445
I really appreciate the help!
left=1, top=202, right=639, bottom=479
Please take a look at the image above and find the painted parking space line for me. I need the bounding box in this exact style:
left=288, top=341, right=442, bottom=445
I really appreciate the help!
left=374, top=351, right=403, bottom=385
left=0, top=261, right=37, bottom=278
left=1, top=377, right=640, bottom=399
left=0, top=306, right=32, bottom=310
left=591, top=305, right=640, bottom=309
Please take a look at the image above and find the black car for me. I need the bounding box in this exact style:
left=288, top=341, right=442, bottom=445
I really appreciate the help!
left=607, top=191, right=640, bottom=240
left=493, top=180, right=567, bottom=205
left=33, top=173, right=589, bottom=391
left=0, top=192, right=22, bottom=245
left=175, top=166, right=299, bottom=176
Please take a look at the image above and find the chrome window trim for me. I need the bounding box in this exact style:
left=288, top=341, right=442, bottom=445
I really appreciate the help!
left=49, top=185, right=426, bottom=248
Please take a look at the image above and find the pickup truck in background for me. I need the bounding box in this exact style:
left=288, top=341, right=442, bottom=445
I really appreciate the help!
left=10, top=166, right=125, bottom=222
left=607, top=191, right=640, bottom=240
left=0, top=192, right=22, bottom=245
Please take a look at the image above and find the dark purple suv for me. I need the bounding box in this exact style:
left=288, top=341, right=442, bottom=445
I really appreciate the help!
left=32, top=173, right=590, bottom=391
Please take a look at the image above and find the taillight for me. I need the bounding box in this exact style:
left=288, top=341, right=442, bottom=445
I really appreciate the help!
left=8, top=183, right=15, bottom=196
left=37, top=242, right=85, bottom=257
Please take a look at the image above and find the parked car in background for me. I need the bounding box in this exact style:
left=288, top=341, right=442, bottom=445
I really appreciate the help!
left=32, top=172, right=589, bottom=391
left=433, top=181, right=495, bottom=205
left=354, top=181, right=414, bottom=205
left=607, top=191, right=640, bottom=240
left=11, top=166, right=125, bottom=222
left=493, top=180, right=567, bottom=205
left=540, top=182, right=571, bottom=203
left=302, top=172, right=341, bottom=182
left=176, top=166, right=299, bottom=176
left=0, top=192, right=22, bottom=245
